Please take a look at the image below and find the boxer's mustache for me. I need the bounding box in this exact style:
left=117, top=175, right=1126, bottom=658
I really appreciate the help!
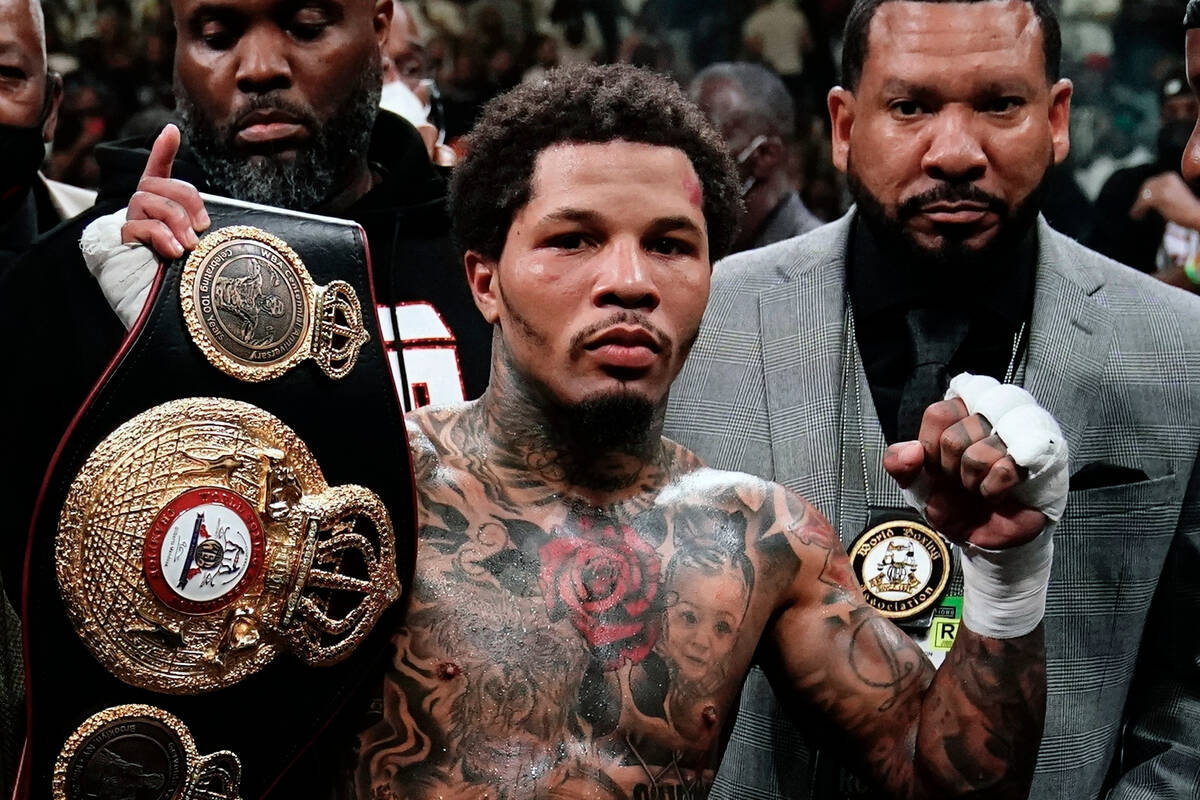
left=570, top=311, right=673, bottom=354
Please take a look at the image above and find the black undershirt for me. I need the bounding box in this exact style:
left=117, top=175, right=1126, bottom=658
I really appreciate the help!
left=847, top=217, right=1037, bottom=444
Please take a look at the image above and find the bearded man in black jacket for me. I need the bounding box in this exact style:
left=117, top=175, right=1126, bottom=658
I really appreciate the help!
left=0, top=0, right=492, bottom=602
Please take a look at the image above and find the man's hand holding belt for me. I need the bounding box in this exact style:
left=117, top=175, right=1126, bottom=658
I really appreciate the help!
left=81, top=124, right=208, bottom=328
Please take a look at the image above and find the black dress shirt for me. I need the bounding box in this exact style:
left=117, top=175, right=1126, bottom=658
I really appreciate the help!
left=848, top=218, right=1037, bottom=443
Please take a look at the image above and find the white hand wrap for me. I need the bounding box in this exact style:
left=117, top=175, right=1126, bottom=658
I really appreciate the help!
left=901, top=372, right=1068, bottom=639
left=960, top=532, right=1054, bottom=639
left=945, top=373, right=1069, bottom=522
left=80, top=208, right=159, bottom=331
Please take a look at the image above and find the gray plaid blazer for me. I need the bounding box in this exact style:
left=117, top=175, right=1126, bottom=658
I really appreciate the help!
left=664, top=213, right=1200, bottom=800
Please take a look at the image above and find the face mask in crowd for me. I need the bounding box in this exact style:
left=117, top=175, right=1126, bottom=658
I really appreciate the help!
left=0, top=73, right=55, bottom=215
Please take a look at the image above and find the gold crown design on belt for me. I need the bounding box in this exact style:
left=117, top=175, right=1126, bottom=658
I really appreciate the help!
left=56, top=398, right=401, bottom=693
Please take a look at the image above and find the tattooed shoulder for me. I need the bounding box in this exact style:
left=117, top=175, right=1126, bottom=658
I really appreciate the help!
left=658, top=437, right=705, bottom=474
left=656, top=463, right=844, bottom=590
left=406, top=403, right=480, bottom=457
left=759, top=482, right=857, bottom=605
left=404, top=411, right=440, bottom=477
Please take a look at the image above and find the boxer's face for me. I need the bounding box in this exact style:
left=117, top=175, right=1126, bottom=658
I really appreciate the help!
left=829, top=1, right=1071, bottom=263
left=1182, top=29, right=1200, bottom=184
left=467, top=140, right=711, bottom=410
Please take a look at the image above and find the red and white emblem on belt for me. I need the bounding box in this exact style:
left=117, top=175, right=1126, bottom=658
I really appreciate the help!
left=144, top=487, right=266, bottom=615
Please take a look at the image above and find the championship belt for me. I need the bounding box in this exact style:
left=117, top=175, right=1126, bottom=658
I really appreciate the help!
left=178, top=225, right=368, bottom=383
left=21, top=198, right=417, bottom=799
left=56, top=398, right=398, bottom=694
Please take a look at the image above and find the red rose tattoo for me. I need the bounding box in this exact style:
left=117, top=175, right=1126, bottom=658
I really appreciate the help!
left=539, top=517, right=663, bottom=670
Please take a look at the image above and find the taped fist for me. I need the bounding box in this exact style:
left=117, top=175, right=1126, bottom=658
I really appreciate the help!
left=883, top=373, right=1068, bottom=551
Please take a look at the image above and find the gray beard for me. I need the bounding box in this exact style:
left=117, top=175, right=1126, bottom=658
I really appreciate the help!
left=175, top=61, right=381, bottom=211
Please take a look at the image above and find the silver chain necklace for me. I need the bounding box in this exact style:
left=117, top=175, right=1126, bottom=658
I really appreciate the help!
left=837, top=302, right=1027, bottom=518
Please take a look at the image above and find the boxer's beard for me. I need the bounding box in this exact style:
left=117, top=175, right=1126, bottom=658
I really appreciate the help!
left=495, top=344, right=664, bottom=490
left=537, top=389, right=663, bottom=492
left=553, top=391, right=661, bottom=459
left=176, top=58, right=381, bottom=211
left=847, top=154, right=1051, bottom=273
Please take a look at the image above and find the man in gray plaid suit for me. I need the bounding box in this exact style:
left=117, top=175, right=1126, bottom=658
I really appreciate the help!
left=665, top=1, right=1200, bottom=799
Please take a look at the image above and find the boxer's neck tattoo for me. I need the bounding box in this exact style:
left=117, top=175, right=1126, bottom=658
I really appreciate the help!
left=353, top=405, right=1047, bottom=799
left=478, top=345, right=669, bottom=494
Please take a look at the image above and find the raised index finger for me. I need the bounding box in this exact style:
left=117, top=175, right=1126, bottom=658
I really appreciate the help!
left=142, top=124, right=181, bottom=181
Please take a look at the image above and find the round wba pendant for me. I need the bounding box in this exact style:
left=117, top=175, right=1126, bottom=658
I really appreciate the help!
left=849, top=519, right=950, bottom=620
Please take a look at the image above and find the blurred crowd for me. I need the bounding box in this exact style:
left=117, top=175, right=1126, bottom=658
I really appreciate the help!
left=33, top=0, right=1197, bottom=238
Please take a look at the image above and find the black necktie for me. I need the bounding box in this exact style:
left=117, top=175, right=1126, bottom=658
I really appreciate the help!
left=896, top=307, right=970, bottom=441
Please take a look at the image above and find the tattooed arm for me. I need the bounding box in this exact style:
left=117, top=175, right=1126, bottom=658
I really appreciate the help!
left=757, top=488, right=1045, bottom=800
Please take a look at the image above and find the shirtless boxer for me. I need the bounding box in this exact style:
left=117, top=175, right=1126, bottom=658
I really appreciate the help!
left=105, top=64, right=1064, bottom=800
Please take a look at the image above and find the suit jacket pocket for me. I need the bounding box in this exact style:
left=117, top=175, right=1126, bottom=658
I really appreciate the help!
left=1046, top=471, right=1180, bottom=699
left=1062, top=471, right=1178, bottom=518
left=1069, top=462, right=1150, bottom=491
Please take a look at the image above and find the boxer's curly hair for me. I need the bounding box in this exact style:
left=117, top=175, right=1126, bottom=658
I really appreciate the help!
left=450, top=64, right=743, bottom=263
left=1188, top=0, right=1200, bottom=28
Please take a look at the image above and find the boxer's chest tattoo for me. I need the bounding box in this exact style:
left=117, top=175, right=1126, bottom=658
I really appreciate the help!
left=355, top=408, right=812, bottom=800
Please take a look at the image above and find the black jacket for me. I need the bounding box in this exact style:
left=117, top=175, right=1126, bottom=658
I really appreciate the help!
left=0, top=177, right=72, bottom=275
left=1086, top=161, right=1168, bottom=274
left=0, top=111, right=491, bottom=596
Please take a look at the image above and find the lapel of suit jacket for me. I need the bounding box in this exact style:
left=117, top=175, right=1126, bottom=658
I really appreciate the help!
left=1024, top=218, right=1116, bottom=465
left=757, top=216, right=853, bottom=526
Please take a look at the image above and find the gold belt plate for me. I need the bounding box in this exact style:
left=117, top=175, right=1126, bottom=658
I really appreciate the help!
left=180, top=225, right=369, bottom=382
left=56, top=397, right=401, bottom=693
left=54, top=704, right=241, bottom=800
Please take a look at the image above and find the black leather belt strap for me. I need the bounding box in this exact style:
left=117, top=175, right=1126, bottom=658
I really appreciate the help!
left=20, top=197, right=417, bottom=799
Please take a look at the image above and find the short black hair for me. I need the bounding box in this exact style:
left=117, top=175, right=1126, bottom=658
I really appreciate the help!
left=1187, top=0, right=1200, bottom=29
left=450, top=63, right=743, bottom=263
left=841, top=0, right=1062, bottom=91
